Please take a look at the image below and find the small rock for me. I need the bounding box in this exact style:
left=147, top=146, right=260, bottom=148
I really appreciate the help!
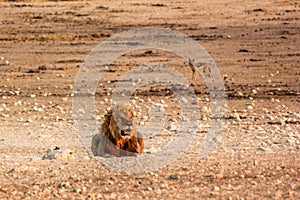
left=154, top=103, right=163, bottom=107
left=266, top=114, right=274, bottom=121
left=168, top=174, right=179, bottom=180
left=139, top=121, right=145, bottom=126
left=233, top=113, right=241, bottom=121
left=42, top=148, right=73, bottom=160
left=253, top=160, right=258, bottom=166
left=211, top=186, right=220, bottom=191
left=14, top=100, right=22, bottom=106
left=142, top=116, right=148, bottom=121
left=200, top=106, right=209, bottom=112
left=158, top=107, right=165, bottom=112
left=167, top=123, right=177, bottom=131
left=60, top=181, right=70, bottom=188
left=66, top=85, right=73, bottom=90
left=247, top=105, right=253, bottom=110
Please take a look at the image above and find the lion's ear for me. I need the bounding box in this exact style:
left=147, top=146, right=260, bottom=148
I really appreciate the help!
left=105, top=110, right=112, bottom=120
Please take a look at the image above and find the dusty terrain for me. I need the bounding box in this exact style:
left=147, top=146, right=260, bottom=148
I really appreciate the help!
left=0, top=0, right=299, bottom=199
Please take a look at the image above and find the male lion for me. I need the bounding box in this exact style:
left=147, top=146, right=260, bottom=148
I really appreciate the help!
left=91, top=104, right=144, bottom=157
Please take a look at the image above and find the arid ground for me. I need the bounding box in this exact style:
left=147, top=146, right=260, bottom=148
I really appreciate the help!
left=0, top=0, right=299, bottom=199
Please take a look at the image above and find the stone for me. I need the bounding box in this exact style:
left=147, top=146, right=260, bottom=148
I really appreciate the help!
left=42, top=148, right=73, bottom=160
left=167, top=123, right=177, bottom=131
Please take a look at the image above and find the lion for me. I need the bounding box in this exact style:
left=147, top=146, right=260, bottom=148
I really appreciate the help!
left=91, top=104, right=144, bottom=157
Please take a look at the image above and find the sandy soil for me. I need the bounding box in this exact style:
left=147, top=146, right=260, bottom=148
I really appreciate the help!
left=0, top=0, right=299, bottom=199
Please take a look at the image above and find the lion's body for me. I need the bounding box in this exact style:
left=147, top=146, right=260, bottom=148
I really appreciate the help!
left=91, top=105, right=144, bottom=157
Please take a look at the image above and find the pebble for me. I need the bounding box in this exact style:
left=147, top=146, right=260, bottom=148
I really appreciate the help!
left=266, top=114, right=274, bottom=121
left=33, top=106, right=43, bottom=112
left=180, top=115, right=187, bottom=121
left=142, top=116, right=148, bottom=121
left=42, top=148, right=73, bottom=160
left=61, top=181, right=71, bottom=188
left=233, top=113, right=241, bottom=121
left=211, top=186, right=220, bottom=191
left=14, top=100, right=22, bottom=106
left=168, top=174, right=179, bottom=180
left=247, top=105, right=253, bottom=110
left=154, top=103, right=163, bottom=107
left=200, top=106, right=210, bottom=112
left=139, top=121, right=145, bottom=126
left=167, top=123, right=177, bottom=131
left=1, top=114, right=9, bottom=118
left=159, top=107, right=165, bottom=112
left=0, top=57, right=9, bottom=66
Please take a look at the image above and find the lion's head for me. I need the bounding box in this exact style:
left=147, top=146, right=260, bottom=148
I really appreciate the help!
left=94, top=104, right=144, bottom=156
left=103, top=104, right=136, bottom=140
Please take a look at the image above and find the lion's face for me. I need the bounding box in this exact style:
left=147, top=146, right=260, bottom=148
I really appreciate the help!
left=109, top=105, right=135, bottom=139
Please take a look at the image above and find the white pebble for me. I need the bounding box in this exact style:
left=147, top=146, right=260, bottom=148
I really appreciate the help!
left=139, top=121, right=145, bottom=126
left=142, top=116, right=149, bottom=121
left=167, top=123, right=177, bottom=131
left=247, top=105, right=253, bottom=110
left=238, top=92, right=243, bottom=97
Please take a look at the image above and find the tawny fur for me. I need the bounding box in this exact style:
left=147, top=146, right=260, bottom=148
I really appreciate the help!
left=188, top=59, right=211, bottom=80
left=91, top=105, right=144, bottom=157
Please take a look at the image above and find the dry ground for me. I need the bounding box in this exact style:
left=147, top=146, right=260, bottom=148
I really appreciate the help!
left=0, top=0, right=299, bottom=199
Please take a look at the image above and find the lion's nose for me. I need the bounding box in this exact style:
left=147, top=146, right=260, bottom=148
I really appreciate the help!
left=127, top=121, right=133, bottom=126
left=124, top=125, right=131, bottom=132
